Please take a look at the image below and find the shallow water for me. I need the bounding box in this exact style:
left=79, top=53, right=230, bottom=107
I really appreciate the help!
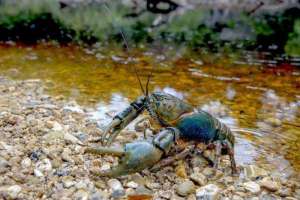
left=0, top=42, right=299, bottom=178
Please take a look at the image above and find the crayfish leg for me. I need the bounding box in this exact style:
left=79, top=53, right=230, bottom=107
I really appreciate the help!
left=84, top=146, right=125, bottom=157
left=223, top=140, right=238, bottom=175
left=213, top=141, right=222, bottom=170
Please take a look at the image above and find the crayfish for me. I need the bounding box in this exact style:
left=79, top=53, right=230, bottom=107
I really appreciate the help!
left=85, top=75, right=238, bottom=177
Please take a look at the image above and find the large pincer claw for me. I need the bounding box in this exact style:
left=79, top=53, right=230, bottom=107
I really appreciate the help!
left=101, top=118, right=123, bottom=146
left=85, top=141, right=163, bottom=178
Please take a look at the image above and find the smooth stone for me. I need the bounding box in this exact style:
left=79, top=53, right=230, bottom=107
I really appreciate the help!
left=126, top=181, right=139, bottom=189
left=176, top=180, right=195, bottom=197
left=244, top=165, right=268, bottom=180
left=196, top=184, right=220, bottom=200
left=259, top=178, right=280, bottom=192
left=190, top=173, right=207, bottom=186
left=108, top=179, right=125, bottom=198
left=243, top=181, right=261, bottom=194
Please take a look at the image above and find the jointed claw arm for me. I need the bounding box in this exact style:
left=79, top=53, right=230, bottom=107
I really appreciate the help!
left=96, top=96, right=146, bottom=146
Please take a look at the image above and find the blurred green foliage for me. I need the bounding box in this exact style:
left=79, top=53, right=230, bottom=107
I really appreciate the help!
left=285, top=20, right=300, bottom=56
left=0, top=0, right=299, bottom=56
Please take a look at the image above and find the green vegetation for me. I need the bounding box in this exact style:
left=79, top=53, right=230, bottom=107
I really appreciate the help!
left=285, top=19, right=300, bottom=56
left=0, top=0, right=300, bottom=56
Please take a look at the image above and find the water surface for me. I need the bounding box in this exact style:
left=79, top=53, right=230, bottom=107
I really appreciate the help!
left=0, top=42, right=299, bottom=179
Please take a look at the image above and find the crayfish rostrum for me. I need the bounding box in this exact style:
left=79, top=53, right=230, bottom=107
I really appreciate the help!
left=85, top=81, right=238, bottom=177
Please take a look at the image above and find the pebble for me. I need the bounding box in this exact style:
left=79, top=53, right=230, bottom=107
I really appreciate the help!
left=278, top=187, right=292, bottom=197
left=243, top=181, right=261, bottom=194
left=196, top=184, right=220, bottom=200
left=190, top=172, right=207, bottom=186
left=0, top=185, right=22, bottom=199
left=202, top=167, right=215, bottom=177
left=73, top=189, right=89, bottom=200
left=108, top=179, right=125, bottom=198
left=0, top=157, right=9, bottom=173
left=126, top=181, right=139, bottom=189
left=21, top=157, right=32, bottom=168
left=175, top=161, right=187, bottom=178
left=62, top=176, right=76, bottom=188
left=176, top=180, right=195, bottom=197
left=259, top=177, right=280, bottom=192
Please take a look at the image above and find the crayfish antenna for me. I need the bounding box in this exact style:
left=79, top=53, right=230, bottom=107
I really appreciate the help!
left=145, top=71, right=153, bottom=97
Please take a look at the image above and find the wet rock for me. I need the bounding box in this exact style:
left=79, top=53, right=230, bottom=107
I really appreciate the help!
left=243, top=181, right=261, bottom=194
left=259, top=177, right=280, bottom=192
left=190, top=172, right=207, bottom=186
left=0, top=185, right=22, bottom=199
left=196, top=184, right=220, bottom=200
left=244, top=165, right=268, bottom=180
left=176, top=180, right=195, bottom=197
left=108, top=179, right=125, bottom=198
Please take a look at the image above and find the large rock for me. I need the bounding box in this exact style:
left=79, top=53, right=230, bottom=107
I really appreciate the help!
left=243, top=181, right=261, bottom=194
left=196, top=184, right=220, bottom=200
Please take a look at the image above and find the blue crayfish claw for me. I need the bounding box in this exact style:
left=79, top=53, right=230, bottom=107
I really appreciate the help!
left=85, top=141, right=163, bottom=178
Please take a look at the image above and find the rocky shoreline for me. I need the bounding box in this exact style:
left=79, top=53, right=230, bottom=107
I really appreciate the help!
left=0, top=76, right=299, bottom=200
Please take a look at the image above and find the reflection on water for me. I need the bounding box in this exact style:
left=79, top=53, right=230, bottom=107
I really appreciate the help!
left=0, top=43, right=299, bottom=179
